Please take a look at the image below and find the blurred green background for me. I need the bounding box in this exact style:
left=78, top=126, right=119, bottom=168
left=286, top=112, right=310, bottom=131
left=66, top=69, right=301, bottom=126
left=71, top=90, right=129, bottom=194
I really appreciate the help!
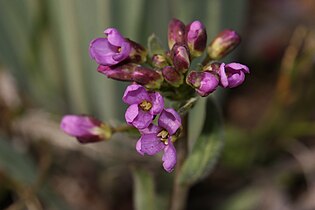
left=1, top=0, right=315, bottom=210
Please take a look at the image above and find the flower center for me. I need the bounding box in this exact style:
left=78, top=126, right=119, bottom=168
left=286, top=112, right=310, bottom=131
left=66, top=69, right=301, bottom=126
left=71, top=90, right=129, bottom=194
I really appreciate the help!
left=157, top=130, right=169, bottom=145
left=139, top=100, right=152, bottom=111
left=117, top=47, right=122, bottom=52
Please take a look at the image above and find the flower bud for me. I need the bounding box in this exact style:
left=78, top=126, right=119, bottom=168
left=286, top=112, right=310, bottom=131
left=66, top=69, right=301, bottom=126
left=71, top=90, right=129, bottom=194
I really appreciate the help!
left=61, top=115, right=112, bottom=144
left=97, top=63, right=137, bottom=81
left=171, top=44, right=190, bottom=73
left=219, top=62, right=249, bottom=88
left=162, top=66, right=184, bottom=87
left=133, top=66, right=164, bottom=89
left=207, top=29, right=241, bottom=60
left=152, top=54, right=169, bottom=68
left=168, top=18, right=186, bottom=50
left=126, top=39, right=147, bottom=64
left=186, top=71, right=219, bottom=97
left=186, top=20, right=207, bottom=57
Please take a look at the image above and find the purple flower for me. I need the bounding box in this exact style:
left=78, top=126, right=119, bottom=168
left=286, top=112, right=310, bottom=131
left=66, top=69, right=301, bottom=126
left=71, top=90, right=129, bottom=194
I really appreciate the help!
left=186, top=20, right=207, bottom=57
left=89, top=28, right=131, bottom=66
left=219, top=62, right=250, bottom=88
left=123, top=84, right=164, bottom=129
left=186, top=71, right=219, bottom=97
left=60, top=115, right=112, bottom=144
left=137, top=108, right=181, bottom=172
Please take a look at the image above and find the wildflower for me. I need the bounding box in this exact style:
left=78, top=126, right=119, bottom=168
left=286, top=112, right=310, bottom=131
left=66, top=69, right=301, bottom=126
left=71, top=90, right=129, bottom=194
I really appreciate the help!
left=168, top=18, right=186, bottom=49
left=207, top=29, right=241, bottom=60
left=89, top=28, right=131, bottom=66
left=137, top=108, right=181, bottom=172
left=123, top=84, right=164, bottom=129
left=219, top=62, right=250, bottom=88
left=186, top=20, right=207, bottom=57
left=60, top=115, right=112, bottom=144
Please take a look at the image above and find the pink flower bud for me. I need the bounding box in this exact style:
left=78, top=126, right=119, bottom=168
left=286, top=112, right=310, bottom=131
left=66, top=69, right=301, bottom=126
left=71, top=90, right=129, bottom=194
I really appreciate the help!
left=171, top=44, right=190, bottom=73
left=60, top=115, right=112, bottom=144
left=162, top=66, right=184, bottom=87
left=186, top=71, right=219, bottom=97
left=186, top=20, right=207, bottom=57
left=207, top=29, right=241, bottom=60
left=168, top=18, right=186, bottom=50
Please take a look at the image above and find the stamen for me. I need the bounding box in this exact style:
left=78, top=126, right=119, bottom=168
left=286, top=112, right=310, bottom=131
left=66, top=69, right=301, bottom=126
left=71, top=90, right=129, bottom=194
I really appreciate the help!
left=158, top=130, right=169, bottom=145
left=139, top=100, right=152, bottom=111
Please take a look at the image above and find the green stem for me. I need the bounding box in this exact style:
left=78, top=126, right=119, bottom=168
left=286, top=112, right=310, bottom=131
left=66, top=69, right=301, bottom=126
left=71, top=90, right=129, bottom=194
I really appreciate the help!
left=169, top=114, right=190, bottom=210
left=112, top=124, right=137, bottom=133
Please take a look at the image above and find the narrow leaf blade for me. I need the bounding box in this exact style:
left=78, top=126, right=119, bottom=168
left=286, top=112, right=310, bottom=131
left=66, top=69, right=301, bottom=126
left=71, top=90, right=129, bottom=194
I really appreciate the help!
left=132, top=168, right=156, bottom=210
left=178, top=98, right=224, bottom=185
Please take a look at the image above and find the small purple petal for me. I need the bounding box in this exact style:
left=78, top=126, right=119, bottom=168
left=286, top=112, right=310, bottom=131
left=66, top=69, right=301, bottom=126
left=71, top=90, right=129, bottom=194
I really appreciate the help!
left=141, top=134, right=165, bottom=155
left=122, top=84, right=150, bottom=105
left=112, top=41, right=131, bottom=61
left=225, top=62, right=250, bottom=74
left=219, top=63, right=228, bottom=88
left=104, top=28, right=126, bottom=46
left=89, top=38, right=118, bottom=66
left=139, top=124, right=161, bottom=135
left=149, top=92, right=164, bottom=115
left=162, top=140, right=177, bottom=173
left=136, top=139, right=144, bottom=155
left=158, top=108, right=181, bottom=135
left=227, top=70, right=245, bottom=88
left=132, top=109, right=153, bottom=129
left=125, top=104, right=139, bottom=125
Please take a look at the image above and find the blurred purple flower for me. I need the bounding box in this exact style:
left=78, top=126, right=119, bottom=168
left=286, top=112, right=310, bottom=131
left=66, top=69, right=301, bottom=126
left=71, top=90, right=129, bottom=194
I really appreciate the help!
left=219, top=63, right=250, bottom=88
left=123, top=84, right=164, bottom=129
left=137, top=108, right=181, bottom=172
left=60, top=115, right=111, bottom=144
left=89, top=28, right=131, bottom=66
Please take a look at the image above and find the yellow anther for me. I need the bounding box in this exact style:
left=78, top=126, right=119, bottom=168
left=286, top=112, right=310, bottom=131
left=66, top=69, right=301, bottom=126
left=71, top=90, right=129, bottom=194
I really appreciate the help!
left=139, top=100, right=152, bottom=111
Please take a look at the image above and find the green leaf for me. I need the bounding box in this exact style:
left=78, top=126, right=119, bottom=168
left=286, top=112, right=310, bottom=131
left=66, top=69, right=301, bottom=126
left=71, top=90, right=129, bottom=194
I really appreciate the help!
left=147, top=34, right=165, bottom=57
left=178, top=97, right=224, bottom=185
left=132, top=168, right=156, bottom=210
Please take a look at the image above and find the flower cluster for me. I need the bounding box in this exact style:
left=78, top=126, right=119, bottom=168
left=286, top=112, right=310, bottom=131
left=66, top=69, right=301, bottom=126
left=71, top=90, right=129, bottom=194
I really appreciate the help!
left=60, top=18, right=250, bottom=173
left=123, top=84, right=181, bottom=172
